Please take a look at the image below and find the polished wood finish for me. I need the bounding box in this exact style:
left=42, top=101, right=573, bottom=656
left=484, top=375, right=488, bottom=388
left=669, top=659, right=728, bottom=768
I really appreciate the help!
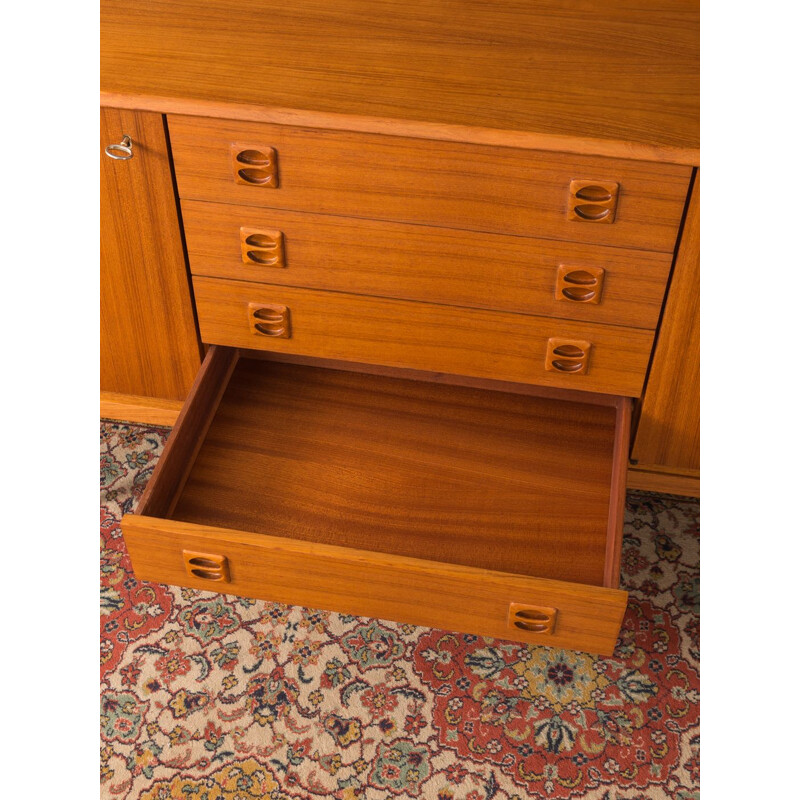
left=605, top=399, right=633, bottom=586
left=100, top=107, right=202, bottom=400
left=104, top=1, right=699, bottom=654
left=169, top=116, right=692, bottom=253
left=240, top=227, right=285, bottom=269
left=123, top=515, right=628, bottom=656
left=627, top=465, right=699, bottom=498
left=243, top=349, right=624, bottom=409
left=100, top=392, right=183, bottom=427
left=168, top=356, right=619, bottom=585
left=183, top=201, right=672, bottom=329
left=101, top=0, right=699, bottom=165
left=137, top=347, right=239, bottom=519
left=122, top=350, right=630, bottom=653
left=632, top=173, right=700, bottom=472
left=568, top=181, right=619, bottom=224
left=193, top=277, right=655, bottom=397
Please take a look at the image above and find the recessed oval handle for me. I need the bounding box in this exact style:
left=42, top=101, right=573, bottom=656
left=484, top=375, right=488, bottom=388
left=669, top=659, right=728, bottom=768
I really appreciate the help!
left=232, top=146, right=278, bottom=188
left=190, top=568, right=226, bottom=581
left=238, top=168, right=273, bottom=185
left=188, top=556, right=223, bottom=569
left=562, top=287, right=597, bottom=302
left=246, top=251, right=280, bottom=265
left=252, top=308, right=285, bottom=322
left=551, top=360, right=585, bottom=373
left=236, top=149, right=271, bottom=166
left=551, top=344, right=585, bottom=358
left=245, top=234, right=278, bottom=249
left=254, top=323, right=287, bottom=336
left=574, top=185, right=613, bottom=202
left=514, top=620, right=550, bottom=632
left=568, top=180, right=618, bottom=223
left=573, top=204, right=611, bottom=221
left=508, top=603, right=557, bottom=636
left=248, top=303, right=291, bottom=338
left=562, top=270, right=598, bottom=286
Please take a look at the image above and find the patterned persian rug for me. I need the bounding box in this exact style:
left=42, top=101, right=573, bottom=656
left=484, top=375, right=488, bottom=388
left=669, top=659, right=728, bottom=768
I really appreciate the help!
left=100, top=421, right=699, bottom=800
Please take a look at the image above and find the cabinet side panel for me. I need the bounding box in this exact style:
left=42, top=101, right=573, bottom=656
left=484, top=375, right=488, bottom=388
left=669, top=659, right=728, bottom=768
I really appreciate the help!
left=631, top=172, right=699, bottom=472
left=101, top=107, right=201, bottom=400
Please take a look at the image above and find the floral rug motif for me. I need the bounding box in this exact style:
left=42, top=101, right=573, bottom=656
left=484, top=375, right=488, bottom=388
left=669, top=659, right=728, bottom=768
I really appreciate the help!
left=101, top=421, right=699, bottom=799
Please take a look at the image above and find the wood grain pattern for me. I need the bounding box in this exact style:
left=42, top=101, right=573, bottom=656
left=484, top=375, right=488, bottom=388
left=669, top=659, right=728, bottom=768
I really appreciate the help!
left=123, top=515, right=628, bottom=655
left=100, top=392, right=183, bottom=426
left=242, top=349, right=624, bottom=409
left=137, top=346, right=239, bottom=519
left=101, top=0, right=698, bottom=164
left=604, top=398, right=632, bottom=587
left=631, top=173, right=699, bottom=470
left=182, top=201, right=673, bottom=329
left=627, top=465, right=699, bottom=498
left=169, top=357, right=618, bottom=585
left=169, top=116, right=692, bottom=253
left=100, top=107, right=202, bottom=400
left=193, top=277, right=655, bottom=397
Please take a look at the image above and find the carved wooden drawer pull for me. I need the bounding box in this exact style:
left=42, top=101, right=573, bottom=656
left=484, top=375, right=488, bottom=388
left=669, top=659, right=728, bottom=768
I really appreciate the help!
left=545, top=337, right=592, bottom=374
left=556, top=265, right=605, bottom=304
left=567, top=180, right=619, bottom=223
left=231, top=145, right=278, bottom=188
left=183, top=550, right=230, bottom=582
left=240, top=227, right=286, bottom=267
left=508, top=603, right=557, bottom=635
left=248, top=303, right=291, bottom=338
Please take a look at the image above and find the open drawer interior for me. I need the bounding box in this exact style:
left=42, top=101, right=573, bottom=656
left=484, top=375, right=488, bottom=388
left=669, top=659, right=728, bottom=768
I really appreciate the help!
left=122, top=346, right=629, bottom=655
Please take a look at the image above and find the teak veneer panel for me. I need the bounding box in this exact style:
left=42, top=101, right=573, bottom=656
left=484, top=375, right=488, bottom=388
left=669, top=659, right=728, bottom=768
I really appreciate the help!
left=100, top=107, right=202, bottom=400
left=183, top=201, right=673, bottom=330
left=101, top=0, right=699, bottom=164
left=100, top=392, right=183, bottom=427
left=632, top=173, right=700, bottom=471
left=169, top=358, right=618, bottom=586
left=193, top=277, right=654, bottom=397
left=169, top=116, right=692, bottom=253
left=123, top=515, right=628, bottom=656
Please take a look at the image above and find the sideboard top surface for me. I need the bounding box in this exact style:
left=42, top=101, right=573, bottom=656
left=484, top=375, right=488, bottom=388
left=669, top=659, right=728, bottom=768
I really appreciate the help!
left=100, top=0, right=699, bottom=164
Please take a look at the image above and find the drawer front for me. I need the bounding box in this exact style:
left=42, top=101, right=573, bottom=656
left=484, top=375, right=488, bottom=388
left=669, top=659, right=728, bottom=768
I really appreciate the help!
left=183, top=200, right=673, bottom=329
left=193, top=277, right=654, bottom=396
left=124, top=515, right=628, bottom=656
left=169, top=115, right=692, bottom=252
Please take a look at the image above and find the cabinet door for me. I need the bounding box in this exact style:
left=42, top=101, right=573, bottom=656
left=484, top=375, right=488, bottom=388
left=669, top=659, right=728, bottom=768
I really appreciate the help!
left=101, top=107, right=201, bottom=405
left=630, top=173, right=699, bottom=494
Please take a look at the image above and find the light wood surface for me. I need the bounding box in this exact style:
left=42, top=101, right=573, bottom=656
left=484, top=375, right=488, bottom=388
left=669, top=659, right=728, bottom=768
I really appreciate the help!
left=168, top=356, right=618, bottom=586
left=627, top=464, right=699, bottom=498
left=101, top=0, right=699, bottom=165
left=100, top=107, right=202, bottom=400
left=183, top=201, right=673, bottom=329
left=244, top=349, right=625, bottom=408
left=100, top=392, right=183, bottom=427
left=169, top=116, right=692, bottom=253
left=605, top=398, right=632, bottom=587
left=137, top=347, right=240, bottom=520
left=193, top=277, right=655, bottom=397
left=631, top=173, right=699, bottom=471
left=123, top=515, right=627, bottom=655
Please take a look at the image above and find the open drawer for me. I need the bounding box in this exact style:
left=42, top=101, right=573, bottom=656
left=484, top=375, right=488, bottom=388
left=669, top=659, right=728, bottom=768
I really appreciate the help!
left=122, top=346, right=629, bottom=655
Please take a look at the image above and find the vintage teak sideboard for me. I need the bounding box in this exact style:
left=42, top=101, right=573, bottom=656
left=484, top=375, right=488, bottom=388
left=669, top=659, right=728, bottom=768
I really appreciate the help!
left=100, top=1, right=699, bottom=655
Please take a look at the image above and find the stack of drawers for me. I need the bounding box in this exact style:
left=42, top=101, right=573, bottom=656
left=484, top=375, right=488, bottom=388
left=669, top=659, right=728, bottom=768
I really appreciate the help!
left=121, top=114, right=693, bottom=655
left=169, top=116, right=692, bottom=398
